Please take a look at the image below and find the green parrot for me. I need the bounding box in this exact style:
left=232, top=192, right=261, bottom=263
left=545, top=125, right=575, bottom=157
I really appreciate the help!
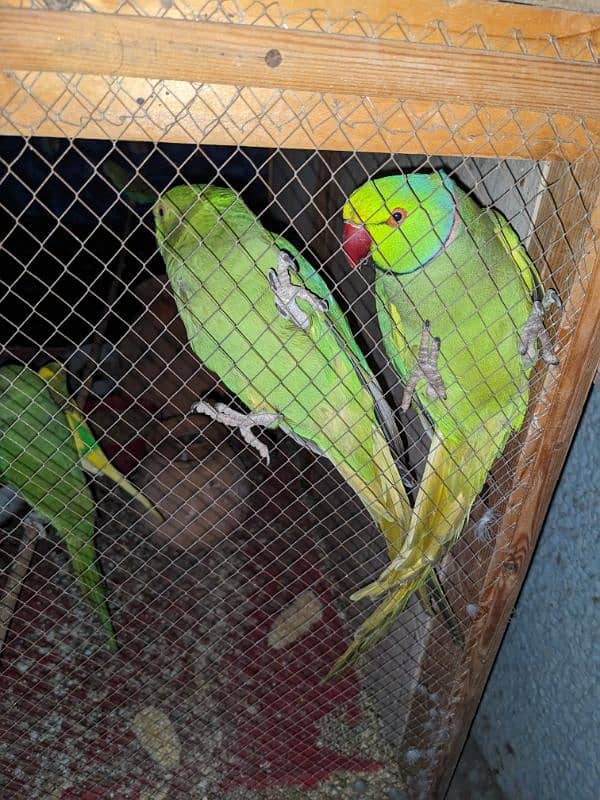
left=153, top=184, right=412, bottom=567
left=329, top=170, right=559, bottom=676
left=0, top=364, right=116, bottom=650
left=38, top=361, right=162, bottom=523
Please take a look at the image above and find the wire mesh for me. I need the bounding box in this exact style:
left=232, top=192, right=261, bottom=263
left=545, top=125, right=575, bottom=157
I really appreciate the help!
left=0, top=3, right=599, bottom=800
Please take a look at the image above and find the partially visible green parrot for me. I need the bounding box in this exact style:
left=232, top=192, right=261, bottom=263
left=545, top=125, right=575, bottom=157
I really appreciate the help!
left=38, top=361, right=162, bottom=523
left=101, top=160, right=155, bottom=205
left=329, top=170, right=559, bottom=676
left=153, top=184, right=412, bottom=566
left=0, top=364, right=116, bottom=650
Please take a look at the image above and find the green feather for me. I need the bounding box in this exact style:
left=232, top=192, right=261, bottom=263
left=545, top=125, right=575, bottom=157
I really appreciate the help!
left=154, top=183, right=411, bottom=568
left=0, top=365, right=116, bottom=651
left=332, top=170, right=548, bottom=674
left=101, top=160, right=155, bottom=205
left=272, top=234, right=400, bottom=447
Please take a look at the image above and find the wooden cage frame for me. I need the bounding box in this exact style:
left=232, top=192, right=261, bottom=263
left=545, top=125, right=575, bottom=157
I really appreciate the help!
left=1, top=1, right=599, bottom=797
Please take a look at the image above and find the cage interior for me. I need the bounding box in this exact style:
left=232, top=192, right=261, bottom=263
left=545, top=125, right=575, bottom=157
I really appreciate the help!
left=0, top=129, right=592, bottom=800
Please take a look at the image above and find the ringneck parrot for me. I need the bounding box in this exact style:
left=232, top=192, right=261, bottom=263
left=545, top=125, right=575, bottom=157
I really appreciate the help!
left=0, top=364, right=116, bottom=650
left=153, top=184, right=412, bottom=566
left=38, top=362, right=162, bottom=523
left=331, top=170, right=558, bottom=675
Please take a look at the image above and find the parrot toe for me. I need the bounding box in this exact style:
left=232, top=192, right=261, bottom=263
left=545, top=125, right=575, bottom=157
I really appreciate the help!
left=519, top=299, right=559, bottom=367
left=401, top=320, right=446, bottom=411
left=191, top=400, right=281, bottom=464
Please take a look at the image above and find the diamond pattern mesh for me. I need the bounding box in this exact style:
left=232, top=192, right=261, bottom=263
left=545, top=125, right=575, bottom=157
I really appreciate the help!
left=0, top=3, right=599, bottom=799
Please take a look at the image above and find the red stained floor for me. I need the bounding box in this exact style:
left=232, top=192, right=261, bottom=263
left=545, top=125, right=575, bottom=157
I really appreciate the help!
left=0, top=453, right=384, bottom=799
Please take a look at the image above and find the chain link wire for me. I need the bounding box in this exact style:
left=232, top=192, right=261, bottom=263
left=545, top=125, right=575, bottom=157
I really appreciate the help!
left=0, top=3, right=599, bottom=799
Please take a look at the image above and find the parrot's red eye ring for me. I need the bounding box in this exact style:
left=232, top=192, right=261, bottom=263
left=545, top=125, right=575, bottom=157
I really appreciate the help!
left=387, top=208, right=407, bottom=227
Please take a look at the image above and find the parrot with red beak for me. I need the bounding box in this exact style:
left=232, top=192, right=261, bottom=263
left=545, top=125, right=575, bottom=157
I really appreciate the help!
left=327, top=170, right=559, bottom=677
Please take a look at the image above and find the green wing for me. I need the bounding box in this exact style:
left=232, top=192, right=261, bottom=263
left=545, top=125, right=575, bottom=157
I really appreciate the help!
left=101, top=160, right=156, bottom=205
left=0, top=365, right=116, bottom=650
left=490, top=208, right=543, bottom=301
left=272, top=233, right=401, bottom=447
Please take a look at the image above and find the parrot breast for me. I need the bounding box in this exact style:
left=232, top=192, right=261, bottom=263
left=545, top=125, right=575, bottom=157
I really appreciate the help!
left=342, top=222, right=372, bottom=268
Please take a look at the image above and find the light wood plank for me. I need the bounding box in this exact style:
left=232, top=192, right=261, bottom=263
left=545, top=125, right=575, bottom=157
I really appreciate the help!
left=6, top=0, right=599, bottom=62
left=1, top=10, right=599, bottom=117
left=2, top=70, right=596, bottom=161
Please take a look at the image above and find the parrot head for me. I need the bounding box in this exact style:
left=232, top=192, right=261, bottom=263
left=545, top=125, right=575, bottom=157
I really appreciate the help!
left=153, top=185, right=196, bottom=248
left=154, top=184, right=254, bottom=260
left=38, top=361, right=62, bottom=384
left=342, top=171, right=457, bottom=274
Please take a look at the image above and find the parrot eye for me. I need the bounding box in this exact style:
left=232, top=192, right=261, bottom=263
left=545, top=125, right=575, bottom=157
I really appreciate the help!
left=387, top=208, right=407, bottom=227
left=157, top=204, right=165, bottom=219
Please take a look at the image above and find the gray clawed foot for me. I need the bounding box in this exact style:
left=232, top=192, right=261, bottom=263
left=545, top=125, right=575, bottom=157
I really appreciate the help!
left=191, top=400, right=281, bottom=465
left=519, top=289, right=561, bottom=367
left=401, top=320, right=447, bottom=412
left=268, top=251, right=328, bottom=330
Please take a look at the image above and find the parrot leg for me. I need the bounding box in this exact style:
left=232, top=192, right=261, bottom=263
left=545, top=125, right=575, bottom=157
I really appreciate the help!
left=268, top=251, right=328, bottom=330
left=191, top=400, right=281, bottom=465
left=401, top=320, right=446, bottom=412
left=519, top=289, right=561, bottom=366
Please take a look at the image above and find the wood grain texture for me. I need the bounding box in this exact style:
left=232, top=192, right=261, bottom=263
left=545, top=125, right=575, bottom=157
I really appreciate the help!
left=0, top=10, right=599, bottom=116
left=431, top=159, right=600, bottom=798
left=5, top=0, right=599, bottom=61
left=1, top=70, right=598, bottom=161
left=1, top=15, right=599, bottom=157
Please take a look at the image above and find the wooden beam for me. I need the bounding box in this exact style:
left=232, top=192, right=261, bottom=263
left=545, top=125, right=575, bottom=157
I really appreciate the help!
left=2, top=70, right=598, bottom=161
left=3, top=70, right=598, bottom=161
left=4, top=1, right=597, bottom=59
left=0, top=10, right=599, bottom=117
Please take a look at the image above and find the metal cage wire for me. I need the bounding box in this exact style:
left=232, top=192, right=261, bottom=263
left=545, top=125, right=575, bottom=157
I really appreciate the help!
left=0, top=3, right=599, bottom=800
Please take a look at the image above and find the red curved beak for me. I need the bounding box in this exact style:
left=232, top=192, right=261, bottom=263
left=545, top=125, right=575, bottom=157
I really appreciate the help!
left=342, top=221, right=372, bottom=269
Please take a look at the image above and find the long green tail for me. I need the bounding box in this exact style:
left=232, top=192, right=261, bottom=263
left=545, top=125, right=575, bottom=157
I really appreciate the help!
left=325, top=573, right=425, bottom=681
left=327, top=426, right=503, bottom=679
left=332, top=420, right=412, bottom=560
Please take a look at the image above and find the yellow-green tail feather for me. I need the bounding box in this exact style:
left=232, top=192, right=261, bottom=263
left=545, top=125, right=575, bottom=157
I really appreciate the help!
left=327, top=425, right=504, bottom=679
left=325, top=576, right=422, bottom=681
left=39, top=362, right=163, bottom=523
